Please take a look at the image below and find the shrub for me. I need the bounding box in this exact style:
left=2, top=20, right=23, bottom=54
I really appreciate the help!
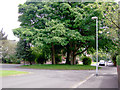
left=117, top=55, right=120, bottom=66
left=6, top=58, right=12, bottom=63
left=82, top=56, right=92, bottom=65
left=2, top=57, right=7, bottom=63
left=36, top=54, right=47, bottom=64
left=16, top=60, right=21, bottom=64
left=55, top=55, right=62, bottom=64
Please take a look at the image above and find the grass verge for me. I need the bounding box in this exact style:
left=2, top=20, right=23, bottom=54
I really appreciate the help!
left=0, top=70, right=29, bottom=77
left=91, top=62, right=97, bottom=64
left=21, top=64, right=101, bottom=70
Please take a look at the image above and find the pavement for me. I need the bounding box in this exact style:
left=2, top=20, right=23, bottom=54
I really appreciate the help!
left=78, top=66, right=118, bottom=88
left=0, top=64, right=118, bottom=88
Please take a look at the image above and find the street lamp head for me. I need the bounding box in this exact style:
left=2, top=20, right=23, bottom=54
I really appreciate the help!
left=119, top=1, right=120, bottom=9
left=92, top=16, right=98, bottom=20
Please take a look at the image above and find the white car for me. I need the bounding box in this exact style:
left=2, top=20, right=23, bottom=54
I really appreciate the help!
left=107, top=61, right=113, bottom=66
left=99, top=60, right=106, bottom=66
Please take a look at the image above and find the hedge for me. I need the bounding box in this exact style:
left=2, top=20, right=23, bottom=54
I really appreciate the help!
left=117, top=55, right=120, bottom=66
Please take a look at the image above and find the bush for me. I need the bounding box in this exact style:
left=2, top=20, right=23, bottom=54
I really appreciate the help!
left=117, top=55, right=120, bottom=66
left=16, top=60, right=21, bottom=64
left=5, top=58, right=12, bottom=63
left=36, top=54, right=47, bottom=64
left=82, top=56, right=92, bottom=65
left=2, top=57, right=7, bottom=63
left=55, top=55, right=62, bottom=64
left=2, top=54, right=21, bottom=64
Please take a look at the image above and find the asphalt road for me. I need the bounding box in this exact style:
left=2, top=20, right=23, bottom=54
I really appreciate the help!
left=1, top=64, right=118, bottom=88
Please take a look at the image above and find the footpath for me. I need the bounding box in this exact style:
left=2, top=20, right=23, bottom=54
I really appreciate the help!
left=77, top=66, right=118, bottom=88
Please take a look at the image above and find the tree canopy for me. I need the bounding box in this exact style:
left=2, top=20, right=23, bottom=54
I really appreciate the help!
left=13, top=1, right=117, bottom=65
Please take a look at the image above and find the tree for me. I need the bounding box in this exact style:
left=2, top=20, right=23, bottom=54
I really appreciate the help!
left=16, top=39, right=33, bottom=65
left=0, top=28, right=17, bottom=63
left=32, top=20, right=69, bottom=64
left=13, top=2, right=116, bottom=65
left=31, top=46, right=50, bottom=64
left=0, top=28, right=7, bottom=40
left=101, top=2, right=120, bottom=65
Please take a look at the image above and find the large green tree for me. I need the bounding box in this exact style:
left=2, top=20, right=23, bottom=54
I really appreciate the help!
left=101, top=2, right=120, bottom=65
left=14, top=2, right=116, bottom=65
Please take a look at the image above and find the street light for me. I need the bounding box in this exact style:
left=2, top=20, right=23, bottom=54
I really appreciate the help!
left=92, top=16, right=98, bottom=76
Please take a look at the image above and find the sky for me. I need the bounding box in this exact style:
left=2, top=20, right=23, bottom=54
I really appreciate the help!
left=0, top=0, right=120, bottom=41
left=0, top=0, right=26, bottom=41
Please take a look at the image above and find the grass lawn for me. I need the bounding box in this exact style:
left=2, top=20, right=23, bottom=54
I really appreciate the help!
left=21, top=64, right=101, bottom=70
left=91, top=62, right=97, bottom=64
left=0, top=70, right=29, bottom=77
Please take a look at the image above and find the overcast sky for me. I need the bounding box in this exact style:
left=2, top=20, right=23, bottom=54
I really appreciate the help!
left=0, top=0, right=120, bottom=41
left=0, top=0, right=26, bottom=41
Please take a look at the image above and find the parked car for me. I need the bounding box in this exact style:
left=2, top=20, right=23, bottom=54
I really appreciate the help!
left=107, top=61, right=113, bottom=66
left=99, top=60, right=106, bottom=66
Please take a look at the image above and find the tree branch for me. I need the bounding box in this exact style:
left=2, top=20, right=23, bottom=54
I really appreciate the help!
left=74, top=46, right=90, bottom=56
left=105, top=11, right=120, bottom=29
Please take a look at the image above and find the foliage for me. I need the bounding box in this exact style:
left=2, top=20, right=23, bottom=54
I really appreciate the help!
left=111, top=50, right=119, bottom=66
left=82, top=56, right=92, bottom=65
left=8, top=54, right=20, bottom=64
left=92, top=50, right=111, bottom=62
left=13, top=2, right=117, bottom=65
left=117, top=55, right=120, bottom=66
left=1, top=40, right=17, bottom=62
left=2, top=54, right=20, bottom=64
left=55, top=54, right=62, bottom=64
left=36, top=53, right=48, bottom=64
left=103, top=2, right=120, bottom=62
left=16, top=39, right=34, bottom=65
left=31, top=46, right=50, bottom=64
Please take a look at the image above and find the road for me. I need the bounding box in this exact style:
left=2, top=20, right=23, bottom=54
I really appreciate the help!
left=1, top=64, right=118, bottom=88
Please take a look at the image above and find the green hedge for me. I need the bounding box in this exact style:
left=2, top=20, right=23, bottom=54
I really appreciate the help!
left=117, top=55, right=120, bottom=66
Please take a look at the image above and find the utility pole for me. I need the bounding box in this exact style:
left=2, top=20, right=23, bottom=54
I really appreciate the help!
left=92, top=16, right=98, bottom=76
left=118, top=1, right=120, bottom=55
left=118, top=2, right=120, bottom=90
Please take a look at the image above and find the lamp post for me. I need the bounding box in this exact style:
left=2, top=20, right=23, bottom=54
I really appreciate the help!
left=92, top=16, right=98, bottom=76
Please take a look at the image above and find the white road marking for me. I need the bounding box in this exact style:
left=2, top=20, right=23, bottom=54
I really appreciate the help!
left=71, top=74, right=94, bottom=88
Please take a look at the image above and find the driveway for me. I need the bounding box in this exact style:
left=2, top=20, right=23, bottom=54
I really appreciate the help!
left=1, top=64, right=118, bottom=88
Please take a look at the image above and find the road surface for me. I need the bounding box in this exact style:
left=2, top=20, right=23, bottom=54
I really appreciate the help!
left=1, top=64, right=118, bottom=88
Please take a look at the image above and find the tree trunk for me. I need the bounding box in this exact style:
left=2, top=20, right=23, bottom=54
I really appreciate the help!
left=24, top=59, right=25, bottom=65
left=29, top=60, right=32, bottom=65
left=71, top=44, right=77, bottom=65
left=70, top=52, right=76, bottom=65
left=51, top=43, right=55, bottom=64
left=66, top=49, right=71, bottom=65
left=70, top=51, right=74, bottom=65
left=73, top=54, right=76, bottom=65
